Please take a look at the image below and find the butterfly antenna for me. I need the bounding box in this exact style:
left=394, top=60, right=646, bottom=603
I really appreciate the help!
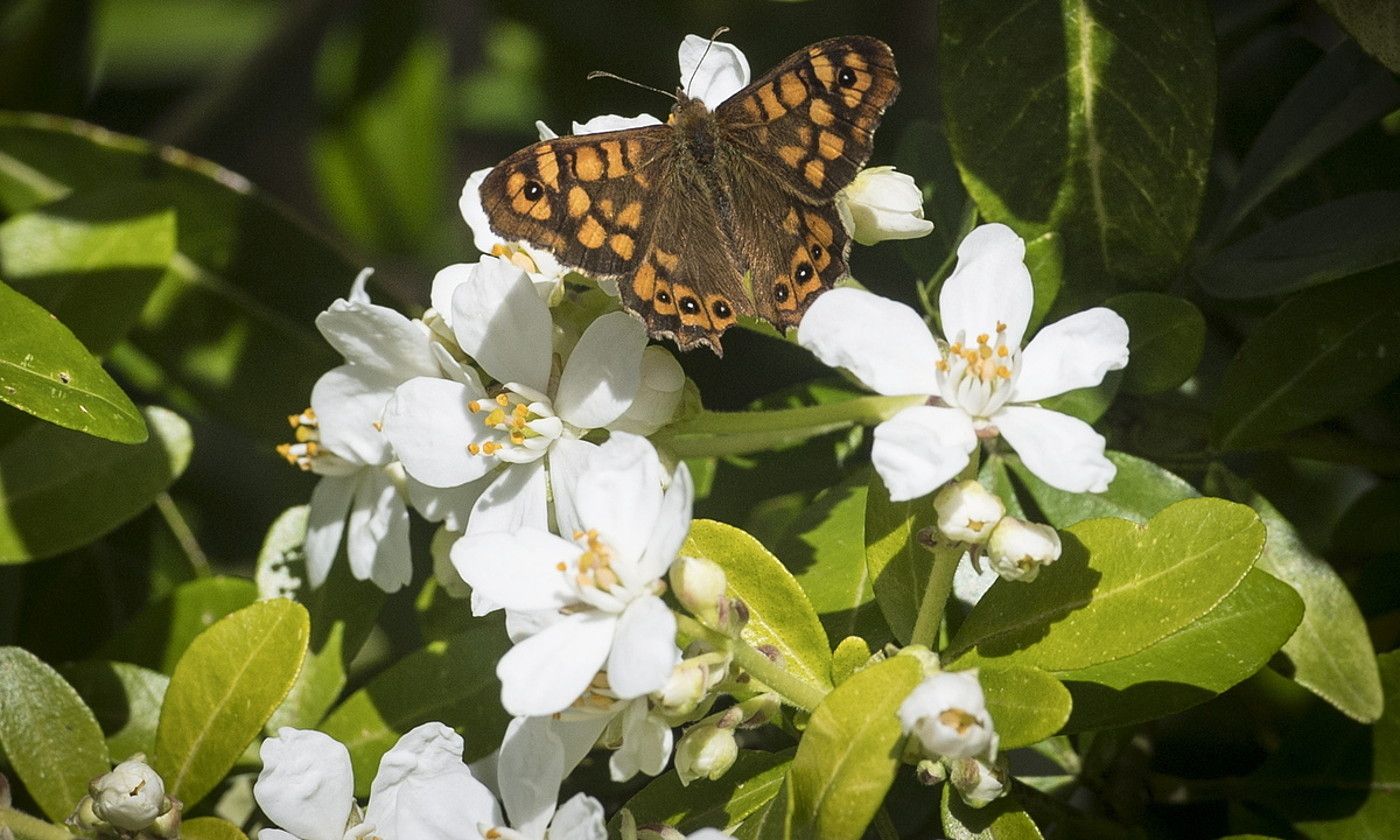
left=685, top=26, right=731, bottom=95
left=585, top=71, right=678, bottom=101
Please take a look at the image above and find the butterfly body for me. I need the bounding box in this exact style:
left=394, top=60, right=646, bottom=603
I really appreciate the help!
left=480, top=36, right=900, bottom=354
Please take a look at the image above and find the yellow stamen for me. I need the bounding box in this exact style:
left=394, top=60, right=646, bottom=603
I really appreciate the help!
left=995, top=365, right=1012, bottom=378
left=977, top=333, right=990, bottom=345
left=996, top=321, right=1007, bottom=333
left=468, top=400, right=481, bottom=413
left=495, top=393, right=510, bottom=407
left=485, top=408, right=506, bottom=426
left=482, top=441, right=501, bottom=455
left=468, top=443, right=481, bottom=455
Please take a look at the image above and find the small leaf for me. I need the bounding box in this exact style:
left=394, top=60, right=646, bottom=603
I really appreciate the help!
left=62, top=660, right=170, bottom=759
left=153, top=598, right=310, bottom=809
left=788, top=656, right=922, bottom=840
left=181, top=817, right=250, bottom=840
left=942, top=785, right=1044, bottom=840
left=1213, top=268, right=1400, bottom=451
left=1318, top=2, right=1400, bottom=73
left=831, top=636, right=872, bottom=686
left=864, top=478, right=934, bottom=646
left=614, top=750, right=792, bottom=834
left=0, top=647, right=111, bottom=822
left=0, top=279, right=145, bottom=442
left=684, top=520, right=832, bottom=690
left=1007, top=450, right=1199, bottom=528
left=949, top=499, right=1265, bottom=672
left=1107, top=293, right=1205, bottom=394
left=99, top=576, right=258, bottom=673
left=964, top=666, right=1071, bottom=749
left=0, top=405, right=191, bottom=563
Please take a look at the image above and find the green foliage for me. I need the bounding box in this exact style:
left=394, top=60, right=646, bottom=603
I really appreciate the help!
left=100, top=576, right=258, bottom=673
left=61, top=660, right=169, bottom=759
left=1106, top=293, right=1204, bottom=395
left=181, top=817, right=251, bottom=840
left=942, top=785, right=1044, bottom=840
left=618, top=750, right=792, bottom=834
left=864, top=477, right=934, bottom=645
left=968, top=666, right=1072, bottom=750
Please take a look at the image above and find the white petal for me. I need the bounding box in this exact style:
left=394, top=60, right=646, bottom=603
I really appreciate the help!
left=547, top=793, right=607, bottom=840
left=995, top=405, right=1116, bottom=493
left=797, top=288, right=940, bottom=396
left=497, top=612, right=616, bottom=716
left=254, top=728, right=354, bottom=840
left=606, top=596, right=679, bottom=699
left=382, top=378, right=493, bottom=488
left=575, top=433, right=664, bottom=577
left=609, top=345, right=685, bottom=435
left=498, top=717, right=565, bottom=838
left=305, top=475, right=354, bottom=589
left=953, top=550, right=998, bottom=608
left=639, top=461, right=694, bottom=584
left=939, top=223, right=1034, bottom=349
left=547, top=712, right=614, bottom=777
left=428, top=263, right=476, bottom=332
left=466, top=461, right=548, bottom=535
left=678, top=34, right=750, bottom=108
left=839, top=166, right=936, bottom=246
left=451, top=256, right=553, bottom=393
left=555, top=312, right=647, bottom=430
left=871, top=406, right=978, bottom=502
left=365, top=723, right=502, bottom=840
left=548, top=438, right=598, bottom=541
left=256, top=831, right=299, bottom=840
left=405, top=473, right=490, bottom=533
left=571, top=113, right=663, bottom=134
left=460, top=168, right=500, bottom=255
left=452, top=529, right=578, bottom=613
left=347, top=470, right=412, bottom=593
left=609, top=700, right=673, bottom=781
left=316, top=297, right=438, bottom=380
left=311, top=365, right=394, bottom=466
left=1012, top=308, right=1130, bottom=403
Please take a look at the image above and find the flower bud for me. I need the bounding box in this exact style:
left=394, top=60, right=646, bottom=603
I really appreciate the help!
left=88, top=756, right=169, bottom=831
left=674, top=722, right=739, bottom=786
left=670, top=556, right=728, bottom=624
left=610, top=346, right=687, bottom=435
left=836, top=166, right=935, bottom=245
left=986, top=517, right=1061, bottom=582
left=897, top=671, right=997, bottom=760
left=656, top=660, right=709, bottom=717
left=933, top=480, right=1005, bottom=544
left=949, top=756, right=1009, bottom=808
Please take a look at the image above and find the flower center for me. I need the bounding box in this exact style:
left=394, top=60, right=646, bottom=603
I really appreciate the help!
left=275, top=408, right=321, bottom=470
left=936, top=322, right=1020, bottom=418
left=490, top=242, right=540, bottom=274
left=570, top=528, right=622, bottom=592
left=465, top=388, right=561, bottom=461
left=938, top=707, right=980, bottom=734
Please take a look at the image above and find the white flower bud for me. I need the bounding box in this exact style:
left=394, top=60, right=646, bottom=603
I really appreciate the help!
left=836, top=166, right=935, bottom=245
left=670, top=556, right=728, bottom=624
left=933, top=480, right=1006, bottom=544
left=986, top=517, right=1062, bottom=582
left=655, top=660, right=709, bottom=717
left=897, top=671, right=997, bottom=760
left=949, top=756, right=1009, bottom=808
left=88, top=756, right=168, bottom=831
left=610, top=346, right=686, bottom=435
left=673, top=722, right=739, bottom=786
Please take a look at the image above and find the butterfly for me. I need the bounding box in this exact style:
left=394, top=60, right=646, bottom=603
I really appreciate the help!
left=479, top=36, right=900, bottom=355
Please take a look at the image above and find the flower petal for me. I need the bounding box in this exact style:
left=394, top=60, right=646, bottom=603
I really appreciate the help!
left=466, top=460, right=548, bottom=534
left=382, top=377, right=493, bottom=488
left=607, top=596, right=679, bottom=699
left=610, top=345, right=685, bottom=435
left=678, top=34, right=750, bottom=109
left=797, top=288, right=940, bottom=396
left=365, top=723, right=501, bottom=840
left=554, top=311, right=647, bottom=429
left=459, top=167, right=499, bottom=255
left=305, top=475, right=355, bottom=589
left=871, top=406, right=977, bottom=502
left=639, top=461, right=693, bottom=584
left=452, top=528, right=577, bottom=613
left=547, top=792, right=607, bottom=840
left=572, top=114, right=662, bottom=134
left=497, top=611, right=616, bottom=716
left=545, top=711, right=614, bottom=778
left=575, top=433, right=664, bottom=577
left=254, top=728, right=354, bottom=840
left=1012, top=307, right=1130, bottom=403
left=405, top=473, right=490, bottom=533
left=316, top=297, right=438, bottom=380
left=839, top=166, right=936, bottom=246
left=609, top=699, right=673, bottom=781
left=548, top=438, right=598, bottom=541
left=995, top=405, right=1115, bottom=493
left=311, top=365, right=395, bottom=466
left=428, top=262, right=475, bottom=331
left=939, top=223, right=1033, bottom=349
left=451, top=257, right=553, bottom=393
left=347, top=469, right=412, bottom=593
left=498, top=717, right=566, bottom=839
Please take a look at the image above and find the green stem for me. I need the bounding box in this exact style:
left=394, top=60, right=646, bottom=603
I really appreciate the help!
left=656, top=395, right=925, bottom=458
left=0, top=808, right=75, bottom=840
left=675, top=613, right=829, bottom=713
left=908, top=542, right=962, bottom=649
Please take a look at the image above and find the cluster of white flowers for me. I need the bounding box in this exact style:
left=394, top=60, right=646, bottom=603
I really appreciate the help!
left=898, top=669, right=1007, bottom=808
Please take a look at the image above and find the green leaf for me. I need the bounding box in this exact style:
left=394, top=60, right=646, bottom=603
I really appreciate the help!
left=319, top=622, right=512, bottom=797
left=948, top=499, right=1265, bottom=672
left=1006, top=450, right=1199, bottom=528
left=0, top=405, right=191, bottom=563
left=1197, top=192, right=1400, bottom=299
left=864, top=478, right=934, bottom=646
left=181, top=817, right=250, bottom=840
left=61, top=660, right=170, bottom=759
left=0, top=647, right=110, bottom=821
left=939, top=0, right=1216, bottom=291
left=100, top=576, right=258, bottom=673
left=1106, top=292, right=1204, bottom=394
left=153, top=598, right=310, bottom=809
left=963, top=665, right=1071, bottom=749
left=942, top=785, right=1044, bottom=840
left=1319, top=1, right=1400, bottom=72
left=1213, top=268, right=1400, bottom=451
left=788, top=656, right=923, bottom=840
left=0, top=279, right=145, bottom=442
left=615, top=750, right=792, bottom=834
left=1206, top=465, right=1383, bottom=723
left=893, top=118, right=971, bottom=275
left=1059, top=568, right=1302, bottom=731
left=831, top=636, right=872, bottom=686
left=0, top=186, right=176, bottom=355
left=1024, top=231, right=1064, bottom=334
left=684, top=520, right=832, bottom=690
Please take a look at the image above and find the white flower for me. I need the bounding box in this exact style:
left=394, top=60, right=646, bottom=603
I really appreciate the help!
left=383, top=257, right=657, bottom=539
left=452, top=433, right=690, bottom=717
left=798, top=223, right=1130, bottom=501
left=985, top=517, right=1062, bottom=582
left=278, top=269, right=444, bottom=593
left=88, top=756, right=168, bottom=831
left=673, top=721, right=738, bottom=786
left=933, top=480, right=1006, bottom=544
left=836, top=166, right=934, bottom=245
left=898, top=670, right=997, bottom=760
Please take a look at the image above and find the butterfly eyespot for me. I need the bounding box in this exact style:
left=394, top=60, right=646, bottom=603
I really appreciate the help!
left=680, top=296, right=700, bottom=315
left=774, top=283, right=791, bottom=302
left=838, top=67, right=858, bottom=88
left=657, top=290, right=672, bottom=305
left=712, top=300, right=732, bottom=319
left=523, top=181, right=545, bottom=201
left=810, top=243, right=824, bottom=260
left=795, top=262, right=815, bottom=282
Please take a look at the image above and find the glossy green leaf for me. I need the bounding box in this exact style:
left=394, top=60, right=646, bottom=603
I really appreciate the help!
left=1006, top=450, right=1199, bottom=528
left=319, top=621, right=512, bottom=797
left=1060, top=569, right=1302, bottom=731
left=1319, top=1, right=1400, bottom=72
left=0, top=405, right=191, bottom=563
left=942, top=785, right=1044, bottom=840
left=153, top=598, right=309, bottom=808
left=949, top=499, right=1265, bottom=672
left=684, top=520, right=832, bottom=690
left=181, top=817, right=250, bottom=840
left=788, top=656, right=922, bottom=840
left=1206, top=465, right=1383, bottom=723
left=0, top=279, right=144, bottom=442
left=940, top=0, right=1216, bottom=291
left=0, top=647, right=110, bottom=822
left=62, top=660, right=169, bottom=759
left=1107, top=292, right=1205, bottom=394
left=615, top=750, right=792, bottom=834
left=962, top=665, right=1072, bottom=749
left=1024, top=231, right=1064, bottom=334
left=1213, top=268, right=1400, bottom=451
left=831, top=636, right=872, bottom=686
left=864, top=478, right=934, bottom=646
left=100, top=576, right=258, bottom=673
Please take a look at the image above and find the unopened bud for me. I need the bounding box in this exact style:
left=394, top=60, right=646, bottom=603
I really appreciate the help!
left=949, top=756, right=1009, bottom=808
left=915, top=758, right=947, bottom=785
left=671, top=556, right=729, bottom=625
left=986, top=517, right=1061, bottom=582
left=656, top=660, right=709, bottom=717
left=933, top=481, right=1006, bottom=544
left=87, top=756, right=170, bottom=831
left=674, top=722, right=739, bottom=786
left=897, top=671, right=997, bottom=760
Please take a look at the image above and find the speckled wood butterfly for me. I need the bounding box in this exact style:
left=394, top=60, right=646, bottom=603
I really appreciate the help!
left=480, top=36, right=900, bottom=354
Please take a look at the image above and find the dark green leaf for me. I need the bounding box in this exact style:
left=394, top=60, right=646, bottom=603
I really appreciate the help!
left=1107, top=292, right=1204, bottom=394
left=614, top=750, right=792, bottom=834
left=1319, top=1, right=1400, bottom=72
left=1024, top=232, right=1064, bottom=334
left=62, top=660, right=169, bottom=759
left=99, top=576, right=258, bottom=673
left=864, top=477, right=934, bottom=646
left=942, top=785, right=1044, bottom=840
left=1006, top=450, right=1198, bottom=528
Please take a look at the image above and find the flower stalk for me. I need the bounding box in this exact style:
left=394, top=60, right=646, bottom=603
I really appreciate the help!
left=0, top=808, right=74, bottom=840
left=656, top=395, right=925, bottom=458
left=675, top=613, right=828, bottom=712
